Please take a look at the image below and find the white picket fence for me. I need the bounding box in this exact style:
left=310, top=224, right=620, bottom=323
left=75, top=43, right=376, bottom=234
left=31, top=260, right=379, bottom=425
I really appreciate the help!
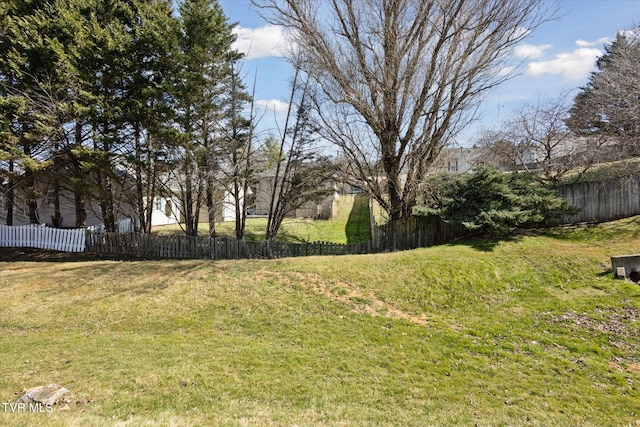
left=87, top=218, right=137, bottom=234
left=0, top=224, right=86, bottom=253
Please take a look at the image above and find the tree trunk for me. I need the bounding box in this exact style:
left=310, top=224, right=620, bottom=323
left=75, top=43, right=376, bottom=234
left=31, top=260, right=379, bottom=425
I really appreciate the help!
left=21, top=135, right=39, bottom=224
left=51, top=179, right=63, bottom=228
left=184, top=172, right=195, bottom=236
left=6, top=160, right=14, bottom=226
left=97, top=123, right=116, bottom=232
left=134, top=123, right=145, bottom=232
left=25, top=171, right=39, bottom=224
left=74, top=190, right=87, bottom=228
left=97, top=172, right=117, bottom=232
left=206, top=186, right=216, bottom=238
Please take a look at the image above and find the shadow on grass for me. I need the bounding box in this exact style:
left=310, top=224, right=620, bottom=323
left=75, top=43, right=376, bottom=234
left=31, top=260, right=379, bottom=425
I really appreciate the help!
left=238, top=228, right=265, bottom=242
left=346, top=195, right=371, bottom=244
left=274, top=226, right=313, bottom=244
left=538, top=216, right=640, bottom=242
left=217, top=219, right=314, bottom=243
left=438, top=229, right=543, bottom=252
left=442, top=232, right=527, bottom=252
left=447, top=216, right=640, bottom=252
left=0, top=247, right=161, bottom=262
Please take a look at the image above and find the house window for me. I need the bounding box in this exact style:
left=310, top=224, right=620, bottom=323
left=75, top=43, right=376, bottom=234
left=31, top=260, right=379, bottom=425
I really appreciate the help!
left=448, top=160, right=458, bottom=172
left=155, top=196, right=162, bottom=210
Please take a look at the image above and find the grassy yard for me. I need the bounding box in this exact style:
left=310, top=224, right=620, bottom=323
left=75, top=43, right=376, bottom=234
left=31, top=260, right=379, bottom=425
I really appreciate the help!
left=152, top=194, right=371, bottom=244
left=1, top=217, right=640, bottom=425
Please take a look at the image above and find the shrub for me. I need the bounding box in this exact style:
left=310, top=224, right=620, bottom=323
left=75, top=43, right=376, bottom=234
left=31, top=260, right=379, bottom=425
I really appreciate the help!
left=413, top=166, right=576, bottom=236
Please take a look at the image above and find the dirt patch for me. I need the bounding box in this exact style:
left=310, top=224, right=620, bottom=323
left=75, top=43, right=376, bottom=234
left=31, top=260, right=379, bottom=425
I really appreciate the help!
left=547, top=307, right=640, bottom=337
left=279, top=272, right=431, bottom=326
left=608, top=360, right=640, bottom=373
left=546, top=307, right=640, bottom=358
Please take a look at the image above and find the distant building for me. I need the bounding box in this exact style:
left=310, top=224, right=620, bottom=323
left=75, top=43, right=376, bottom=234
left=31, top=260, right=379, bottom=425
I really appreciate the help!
left=429, top=146, right=482, bottom=175
left=252, top=169, right=339, bottom=220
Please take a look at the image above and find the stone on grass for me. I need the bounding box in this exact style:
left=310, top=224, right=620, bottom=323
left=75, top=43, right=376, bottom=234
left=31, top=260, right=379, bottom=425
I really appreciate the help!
left=17, top=384, right=69, bottom=406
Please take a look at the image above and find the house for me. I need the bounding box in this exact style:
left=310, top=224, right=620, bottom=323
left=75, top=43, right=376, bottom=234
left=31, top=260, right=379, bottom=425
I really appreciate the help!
left=0, top=185, right=180, bottom=229
left=429, top=146, right=480, bottom=175
left=0, top=173, right=180, bottom=229
left=148, top=194, right=182, bottom=226
left=252, top=170, right=339, bottom=220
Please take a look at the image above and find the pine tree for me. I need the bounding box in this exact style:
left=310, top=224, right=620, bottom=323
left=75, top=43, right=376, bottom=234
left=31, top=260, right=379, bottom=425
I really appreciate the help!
left=64, top=0, right=179, bottom=232
left=568, top=27, right=640, bottom=157
left=414, top=166, right=576, bottom=236
left=171, top=0, right=240, bottom=237
left=0, top=0, right=69, bottom=224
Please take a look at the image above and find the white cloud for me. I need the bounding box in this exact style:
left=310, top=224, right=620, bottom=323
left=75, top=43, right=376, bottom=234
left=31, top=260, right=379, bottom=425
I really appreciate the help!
left=232, top=25, right=289, bottom=59
left=513, top=43, right=552, bottom=59
left=576, top=37, right=611, bottom=47
left=256, top=99, right=289, bottom=113
left=576, top=39, right=593, bottom=47
left=526, top=47, right=602, bottom=81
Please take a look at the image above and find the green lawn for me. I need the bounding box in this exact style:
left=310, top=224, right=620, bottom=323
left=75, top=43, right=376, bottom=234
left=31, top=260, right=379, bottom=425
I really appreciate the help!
left=153, top=194, right=371, bottom=244
left=1, top=217, right=640, bottom=425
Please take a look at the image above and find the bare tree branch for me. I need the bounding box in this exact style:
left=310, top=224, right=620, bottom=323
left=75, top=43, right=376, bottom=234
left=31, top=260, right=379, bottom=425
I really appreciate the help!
left=253, top=0, right=557, bottom=219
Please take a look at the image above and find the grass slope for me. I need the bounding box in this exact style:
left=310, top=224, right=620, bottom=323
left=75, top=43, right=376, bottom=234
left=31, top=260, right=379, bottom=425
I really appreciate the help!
left=1, top=217, right=640, bottom=426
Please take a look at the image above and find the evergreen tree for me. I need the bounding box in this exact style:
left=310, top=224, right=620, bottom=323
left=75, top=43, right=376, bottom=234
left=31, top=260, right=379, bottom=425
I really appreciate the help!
left=215, top=60, right=253, bottom=240
left=0, top=0, right=242, bottom=234
left=0, top=0, right=69, bottom=224
left=119, top=0, right=179, bottom=233
left=171, top=0, right=240, bottom=237
left=62, top=0, right=178, bottom=231
left=414, top=166, right=576, bottom=236
left=568, top=27, right=640, bottom=157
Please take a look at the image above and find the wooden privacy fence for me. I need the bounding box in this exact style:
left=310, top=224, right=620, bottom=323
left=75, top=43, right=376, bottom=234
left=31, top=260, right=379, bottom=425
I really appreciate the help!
left=85, top=231, right=373, bottom=260
left=371, top=215, right=468, bottom=252
left=547, top=174, right=640, bottom=225
left=0, top=224, right=86, bottom=252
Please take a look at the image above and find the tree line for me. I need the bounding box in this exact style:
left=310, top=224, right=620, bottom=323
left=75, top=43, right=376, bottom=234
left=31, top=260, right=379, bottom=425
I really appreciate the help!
left=0, top=0, right=332, bottom=239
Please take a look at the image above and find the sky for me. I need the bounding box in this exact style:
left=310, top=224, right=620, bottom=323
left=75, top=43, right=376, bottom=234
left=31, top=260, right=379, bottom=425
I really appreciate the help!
left=217, top=0, right=640, bottom=147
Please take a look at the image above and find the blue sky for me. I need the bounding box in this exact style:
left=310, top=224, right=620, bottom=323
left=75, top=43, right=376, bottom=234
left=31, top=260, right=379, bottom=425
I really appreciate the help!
left=218, top=0, right=640, bottom=146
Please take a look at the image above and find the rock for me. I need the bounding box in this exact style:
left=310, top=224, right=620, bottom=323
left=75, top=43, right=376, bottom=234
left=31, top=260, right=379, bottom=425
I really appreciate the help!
left=17, top=384, right=69, bottom=406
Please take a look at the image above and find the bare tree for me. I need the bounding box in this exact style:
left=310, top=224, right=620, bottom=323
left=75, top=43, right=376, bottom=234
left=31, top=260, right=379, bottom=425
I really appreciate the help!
left=210, top=62, right=255, bottom=240
left=265, top=69, right=337, bottom=242
left=478, top=95, right=604, bottom=186
left=253, top=0, right=556, bottom=220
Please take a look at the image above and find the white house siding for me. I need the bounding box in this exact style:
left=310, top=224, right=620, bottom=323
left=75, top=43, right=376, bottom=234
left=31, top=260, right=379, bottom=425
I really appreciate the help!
left=149, top=195, right=180, bottom=226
